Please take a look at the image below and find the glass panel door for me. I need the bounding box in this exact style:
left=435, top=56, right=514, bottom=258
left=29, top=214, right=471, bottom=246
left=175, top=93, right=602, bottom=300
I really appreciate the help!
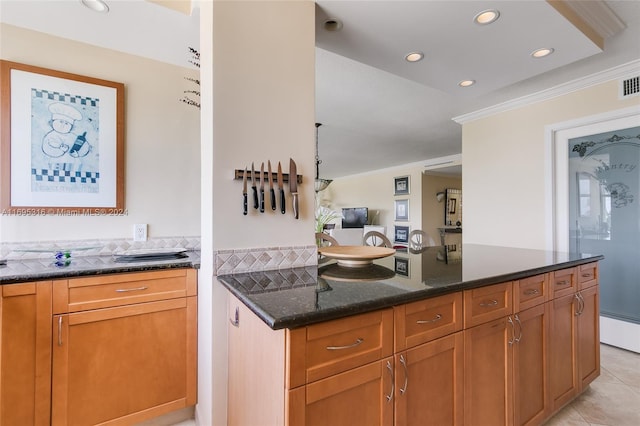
left=568, top=126, right=640, bottom=325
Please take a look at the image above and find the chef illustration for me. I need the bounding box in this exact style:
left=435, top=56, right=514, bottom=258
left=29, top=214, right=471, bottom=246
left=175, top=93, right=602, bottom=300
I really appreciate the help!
left=42, top=102, right=91, bottom=159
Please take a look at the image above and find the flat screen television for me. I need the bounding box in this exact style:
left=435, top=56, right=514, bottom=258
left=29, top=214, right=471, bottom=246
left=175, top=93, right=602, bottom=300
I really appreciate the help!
left=342, top=207, right=368, bottom=228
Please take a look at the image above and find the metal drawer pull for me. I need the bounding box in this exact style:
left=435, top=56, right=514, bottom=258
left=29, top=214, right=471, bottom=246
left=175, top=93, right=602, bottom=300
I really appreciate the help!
left=417, top=314, right=442, bottom=324
left=523, top=289, right=539, bottom=295
left=326, top=338, right=364, bottom=351
left=399, top=354, right=408, bottom=395
left=479, top=299, right=498, bottom=307
left=229, top=306, right=240, bottom=327
left=582, top=273, right=592, bottom=278
left=58, top=316, right=63, bottom=346
left=556, top=280, right=569, bottom=286
left=115, top=286, right=148, bottom=293
left=386, top=360, right=394, bottom=402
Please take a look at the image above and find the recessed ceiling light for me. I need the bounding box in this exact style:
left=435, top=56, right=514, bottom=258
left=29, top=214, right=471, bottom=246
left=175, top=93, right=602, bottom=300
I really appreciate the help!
left=405, top=52, right=424, bottom=62
left=80, top=0, right=109, bottom=13
left=458, top=80, right=476, bottom=87
left=324, top=19, right=343, bottom=32
left=474, top=9, right=500, bottom=25
left=531, top=48, right=555, bottom=58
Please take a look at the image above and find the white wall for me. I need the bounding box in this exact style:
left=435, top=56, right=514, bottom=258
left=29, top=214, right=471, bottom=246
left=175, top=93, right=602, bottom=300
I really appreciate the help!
left=462, top=79, right=640, bottom=249
left=0, top=24, right=200, bottom=242
left=321, top=165, right=424, bottom=243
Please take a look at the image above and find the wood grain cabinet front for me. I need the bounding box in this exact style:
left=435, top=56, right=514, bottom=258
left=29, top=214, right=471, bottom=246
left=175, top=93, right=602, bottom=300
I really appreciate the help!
left=51, top=269, right=197, bottom=426
left=0, top=281, right=52, bottom=426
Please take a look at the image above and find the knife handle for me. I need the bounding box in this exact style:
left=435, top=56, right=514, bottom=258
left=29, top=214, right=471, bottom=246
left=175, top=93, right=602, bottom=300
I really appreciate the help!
left=259, top=189, right=265, bottom=213
left=270, top=188, right=276, bottom=211
left=292, top=193, right=299, bottom=219
left=243, top=193, right=248, bottom=216
left=279, top=188, right=286, bottom=214
left=252, top=186, right=259, bottom=209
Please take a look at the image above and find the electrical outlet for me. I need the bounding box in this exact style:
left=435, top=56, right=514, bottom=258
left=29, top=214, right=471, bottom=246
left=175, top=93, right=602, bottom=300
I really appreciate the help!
left=133, top=224, right=147, bottom=242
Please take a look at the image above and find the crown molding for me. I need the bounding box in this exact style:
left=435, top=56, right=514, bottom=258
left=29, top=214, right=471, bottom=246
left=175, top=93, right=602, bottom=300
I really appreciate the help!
left=452, top=59, right=640, bottom=124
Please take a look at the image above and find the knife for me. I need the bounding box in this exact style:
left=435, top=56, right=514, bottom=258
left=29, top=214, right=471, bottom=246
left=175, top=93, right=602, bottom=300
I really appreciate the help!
left=259, top=162, right=265, bottom=213
left=251, top=162, right=259, bottom=209
left=268, top=160, right=276, bottom=211
left=277, top=161, right=285, bottom=214
left=242, top=167, right=248, bottom=215
left=289, top=158, right=299, bottom=219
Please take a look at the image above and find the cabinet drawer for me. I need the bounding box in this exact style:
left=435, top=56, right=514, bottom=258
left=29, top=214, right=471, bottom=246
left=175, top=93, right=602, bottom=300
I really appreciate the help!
left=394, top=292, right=462, bottom=351
left=578, top=263, right=598, bottom=290
left=551, top=267, right=577, bottom=299
left=463, top=282, right=513, bottom=328
left=514, top=273, right=548, bottom=312
left=53, top=269, right=197, bottom=313
left=289, top=309, right=393, bottom=384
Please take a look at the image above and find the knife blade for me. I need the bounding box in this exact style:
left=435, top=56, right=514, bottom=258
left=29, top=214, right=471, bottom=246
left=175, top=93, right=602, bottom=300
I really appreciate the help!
left=259, top=162, right=265, bottom=213
left=242, top=167, right=248, bottom=216
left=251, top=162, right=259, bottom=209
left=289, top=158, right=299, bottom=219
left=277, top=161, right=285, bottom=214
left=268, top=160, right=276, bottom=211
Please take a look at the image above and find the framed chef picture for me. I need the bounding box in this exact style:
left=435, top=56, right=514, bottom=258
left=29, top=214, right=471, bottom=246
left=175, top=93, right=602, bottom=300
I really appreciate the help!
left=0, top=60, right=125, bottom=214
left=394, top=199, right=409, bottom=221
left=394, top=225, right=410, bottom=244
left=394, top=175, right=410, bottom=195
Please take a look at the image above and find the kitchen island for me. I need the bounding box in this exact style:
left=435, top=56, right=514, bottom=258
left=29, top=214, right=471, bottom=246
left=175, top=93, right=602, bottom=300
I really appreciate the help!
left=218, top=244, right=602, bottom=426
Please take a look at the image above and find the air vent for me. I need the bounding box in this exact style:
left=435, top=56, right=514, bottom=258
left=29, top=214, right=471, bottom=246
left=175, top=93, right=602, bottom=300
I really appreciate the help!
left=619, top=76, right=640, bottom=99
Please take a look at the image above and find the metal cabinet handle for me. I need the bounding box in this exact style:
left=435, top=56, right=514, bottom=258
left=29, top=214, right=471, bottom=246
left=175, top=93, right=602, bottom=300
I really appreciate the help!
left=507, top=316, right=515, bottom=345
left=514, top=314, right=523, bottom=343
left=57, top=316, right=63, bottom=346
left=326, top=338, right=364, bottom=351
left=416, top=314, right=442, bottom=324
left=581, top=273, right=592, bottom=278
left=399, top=354, right=408, bottom=395
left=523, top=289, right=539, bottom=296
left=115, top=286, right=148, bottom=293
left=386, top=360, right=394, bottom=402
left=556, top=280, right=569, bottom=286
left=479, top=299, right=498, bottom=307
left=573, top=294, right=585, bottom=316
left=229, top=306, right=239, bottom=327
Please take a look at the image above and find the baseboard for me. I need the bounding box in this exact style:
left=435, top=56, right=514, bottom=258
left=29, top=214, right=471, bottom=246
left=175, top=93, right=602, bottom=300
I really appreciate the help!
left=600, top=316, right=640, bottom=353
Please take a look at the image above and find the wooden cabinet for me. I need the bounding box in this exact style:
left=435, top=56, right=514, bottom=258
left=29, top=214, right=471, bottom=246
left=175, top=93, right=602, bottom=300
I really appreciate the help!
left=51, top=269, right=197, bottom=426
left=0, top=281, right=52, bottom=426
left=549, top=262, right=600, bottom=412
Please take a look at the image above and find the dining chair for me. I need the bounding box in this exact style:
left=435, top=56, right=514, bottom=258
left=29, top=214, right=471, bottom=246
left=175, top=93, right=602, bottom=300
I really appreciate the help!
left=363, top=231, right=393, bottom=248
left=408, top=230, right=436, bottom=249
left=316, top=232, right=339, bottom=248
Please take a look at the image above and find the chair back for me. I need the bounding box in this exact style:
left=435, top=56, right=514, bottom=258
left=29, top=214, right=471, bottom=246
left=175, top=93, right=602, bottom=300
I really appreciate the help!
left=408, top=230, right=436, bottom=249
left=316, top=232, right=339, bottom=248
left=363, top=231, right=393, bottom=248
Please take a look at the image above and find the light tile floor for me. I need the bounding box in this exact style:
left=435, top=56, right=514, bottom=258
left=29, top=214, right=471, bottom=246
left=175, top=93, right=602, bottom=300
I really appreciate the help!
left=545, top=343, right=640, bottom=426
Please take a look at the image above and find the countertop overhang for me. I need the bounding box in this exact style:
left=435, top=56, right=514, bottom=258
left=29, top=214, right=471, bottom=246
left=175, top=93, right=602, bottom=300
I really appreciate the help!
left=218, top=244, right=603, bottom=330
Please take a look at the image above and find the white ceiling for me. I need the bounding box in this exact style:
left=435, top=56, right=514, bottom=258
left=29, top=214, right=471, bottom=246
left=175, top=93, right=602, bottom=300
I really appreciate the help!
left=2, top=1, right=639, bottom=179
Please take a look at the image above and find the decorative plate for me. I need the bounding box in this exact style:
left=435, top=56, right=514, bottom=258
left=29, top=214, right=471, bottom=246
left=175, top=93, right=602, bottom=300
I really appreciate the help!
left=317, top=246, right=395, bottom=267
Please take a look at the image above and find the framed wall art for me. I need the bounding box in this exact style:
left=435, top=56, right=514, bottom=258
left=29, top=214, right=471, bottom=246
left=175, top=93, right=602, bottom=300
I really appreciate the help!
left=394, top=175, right=410, bottom=195
left=394, top=256, right=409, bottom=277
left=1, top=60, right=125, bottom=214
left=394, top=225, right=410, bottom=244
left=394, top=199, right=409, bottom=221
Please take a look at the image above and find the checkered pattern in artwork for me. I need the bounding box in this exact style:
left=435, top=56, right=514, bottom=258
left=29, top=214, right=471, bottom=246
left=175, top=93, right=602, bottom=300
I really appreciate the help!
left=31, top=89, right=99, bottom=107
left=31, top=168, right=100, bottom=183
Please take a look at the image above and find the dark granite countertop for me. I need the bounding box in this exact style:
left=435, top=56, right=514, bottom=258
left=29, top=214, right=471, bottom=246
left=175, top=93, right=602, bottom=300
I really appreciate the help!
left=0, top=250, right=200, bottom=284
left=217, top=244, right=603, bottom=330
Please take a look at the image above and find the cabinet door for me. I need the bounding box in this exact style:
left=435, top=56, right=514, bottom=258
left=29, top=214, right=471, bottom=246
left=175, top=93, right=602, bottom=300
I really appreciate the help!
left=0, top=281, right=52, bottom=426
left=52, top=297, right=197, bottom=426
left=288, top=357, right=394, bottom=426
left=395, top=332, right=463, bottom=426
left=577, top=285, right=600, bottom=389
left=548, top=293, right=579, bottom=411
left=513, top=303, right=549, bottom=426
left=464, top=317, right=513, bottom=426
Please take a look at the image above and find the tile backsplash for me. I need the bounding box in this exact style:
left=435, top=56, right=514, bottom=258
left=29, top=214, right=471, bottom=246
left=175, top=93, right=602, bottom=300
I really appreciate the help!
left=214, top=245, right=317, bottom=275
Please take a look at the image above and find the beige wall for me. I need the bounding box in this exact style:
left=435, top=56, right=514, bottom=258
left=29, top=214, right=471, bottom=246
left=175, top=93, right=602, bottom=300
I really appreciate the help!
left=320, top=165, right=424, bottom=243
left=462, top=79, right=640, bottom=250
left=0, top=24, right=201, bottom=242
